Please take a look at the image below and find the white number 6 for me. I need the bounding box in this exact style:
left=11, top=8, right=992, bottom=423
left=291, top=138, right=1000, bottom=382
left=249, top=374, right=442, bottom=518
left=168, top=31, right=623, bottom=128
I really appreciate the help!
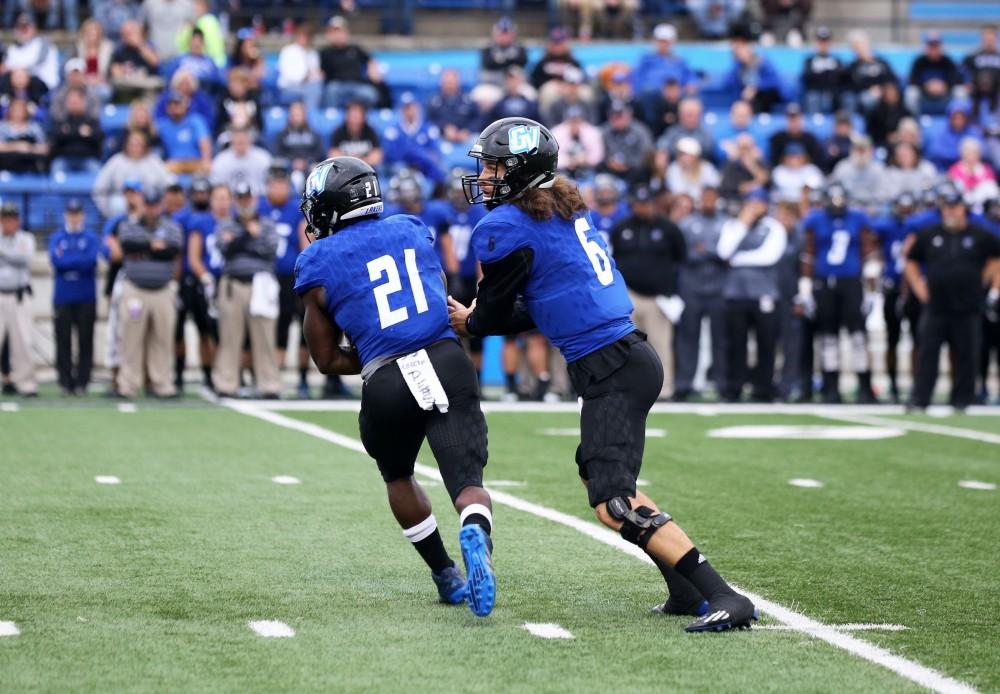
left=575, top=217, right=614, bottom=286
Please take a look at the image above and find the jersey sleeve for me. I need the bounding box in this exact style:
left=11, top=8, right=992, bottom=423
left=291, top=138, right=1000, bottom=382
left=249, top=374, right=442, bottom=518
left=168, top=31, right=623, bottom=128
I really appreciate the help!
left=293, top=244, right=324, bottom=296
left=471, top=217, right=531, bottom=265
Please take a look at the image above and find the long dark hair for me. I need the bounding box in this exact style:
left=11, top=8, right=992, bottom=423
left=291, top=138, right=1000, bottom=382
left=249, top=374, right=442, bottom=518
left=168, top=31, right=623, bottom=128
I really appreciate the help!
left=511, top=176, right=588, bottom=221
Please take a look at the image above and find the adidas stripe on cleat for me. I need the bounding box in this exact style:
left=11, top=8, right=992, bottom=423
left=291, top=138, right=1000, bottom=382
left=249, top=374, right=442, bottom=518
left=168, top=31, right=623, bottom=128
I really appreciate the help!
left=459, top=525, right=496, bottom=617
left=685, top=595, right=758, bottom=633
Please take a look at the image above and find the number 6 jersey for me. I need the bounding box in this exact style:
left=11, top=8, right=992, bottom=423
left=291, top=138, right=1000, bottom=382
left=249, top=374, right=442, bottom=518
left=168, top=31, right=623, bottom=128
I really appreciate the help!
left=293, top=214, right=455, bottom=368
left=471, top=204, right=634, bottom=363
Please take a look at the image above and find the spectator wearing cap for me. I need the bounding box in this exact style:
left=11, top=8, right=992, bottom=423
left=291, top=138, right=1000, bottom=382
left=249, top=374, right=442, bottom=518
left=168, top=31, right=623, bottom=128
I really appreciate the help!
left=609, top=184, right=687, bottom=399
left=329, top=101, right=383, bottom=168
left=655, top=97, right=715, bottom=173
left=905, top=189, right=1000, bottom=411
left=48, top=59, right=103, bottom=123
left=320, top=16, right=382, bottom=110
left=674, top=186, right=730, bottom=400
left=48, top=199, right=100, bottom=396
left=865, top=80, right=912, bottom=149
left=277, top=21, right=323, bottom=112
left=426, top=69, right=480, bottom=145
left=717, top=189, right=787, bottom=402
left=597, top=66, right=636, bottom=122
left=530, top=27, right=584, bottom=92
left=143, top=0, right=193, bottom=62
left=93, top=129, right=174, bottom=217
left=0, top=202, right=36, bottom=397
left=768, top=103, right=822, bottom=167
left=0, top=99, right=48, bottom=174
left=154, top=69, right=216, bottom=133
left=91, top=0, right=144, bottom=41
left=599, top=100, right=654, bottom=184
left=770, top=142, right=824, bottom=204
left=383, top=92, right=445, bottom=183
left=948, top=137, right=999, bottom=211
left=907, top=33, right=964, bottom=116
left=169, top=28, right=222, bottom=89
left=3, top=13, right=59, bottom=90
left=925, top=99, right=984, bottom=170
left=156, top=90, right=212, bottom=175
left=552, top=103, right=604, bottom=178
left=49, top=88, right=104, bottom=176
left=275, top=101, right=323, bottom=192
left=478, top=17, right=529, bottom=92
left=117, top=189, right=184, bottom=398
left=641, top=77, right=683, bottom=139
left=688, top=0, right=747, bottom=39
left=884, top=141, right=938, bottom=200
left=632, top=24, right=696, bottom=99
left=715, top=100, right=766, bottom=162
left=211, top=126, right=272, bottom=198
left=484, top=67, right=541, bottom=126
left=800, top=26, right=843, bottom=114
left=74, top=19, right=114, bottom=97
left=723, top=35, right=784, bottom=113
left=666, top=137, right=720, bottom=200
left=588, top=174, right=630, bottom=243
left=543, top=67, right=595, bottom=126
left=109, top=19, right=162, bottom=102
left=214, top=182, right=280, bottom=398
left=720, top=133, right=771, bottom=201
left=175, top=0, right=226, bottom=68
left=820, top=110, right=855, bottom=174
left=830, top=134, right=888, bottom=210
left=842, top=30, right=897, bottom=114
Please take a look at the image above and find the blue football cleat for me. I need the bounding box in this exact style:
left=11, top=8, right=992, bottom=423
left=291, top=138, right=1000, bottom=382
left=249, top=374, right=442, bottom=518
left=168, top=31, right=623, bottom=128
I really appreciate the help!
left=432, top=565, right=467, bottom=604
left=459, top=525, right=496, bottom=617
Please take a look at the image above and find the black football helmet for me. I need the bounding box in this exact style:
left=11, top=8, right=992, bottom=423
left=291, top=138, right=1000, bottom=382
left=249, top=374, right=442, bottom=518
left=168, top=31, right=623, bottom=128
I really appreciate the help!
left=892, top=191, right=916, bottom=218
left=463, top=117, right=558, bottom=209
left=300, top=156, right=383, bottom=239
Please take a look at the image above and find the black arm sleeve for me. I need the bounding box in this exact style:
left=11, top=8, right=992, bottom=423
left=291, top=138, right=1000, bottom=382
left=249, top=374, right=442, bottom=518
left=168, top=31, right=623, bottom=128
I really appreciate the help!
left=466, top=247, right=537, bottom=337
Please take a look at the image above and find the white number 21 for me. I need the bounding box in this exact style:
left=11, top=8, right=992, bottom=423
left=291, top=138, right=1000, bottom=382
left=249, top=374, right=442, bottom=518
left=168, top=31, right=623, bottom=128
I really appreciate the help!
left=575, top=217, right=614, bottom=286
left=367, top=249, right=429, bottom=329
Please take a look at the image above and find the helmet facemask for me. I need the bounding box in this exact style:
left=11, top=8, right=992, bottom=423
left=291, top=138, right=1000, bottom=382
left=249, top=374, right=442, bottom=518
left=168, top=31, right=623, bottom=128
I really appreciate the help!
left=462, top=152, right=555, bottom=209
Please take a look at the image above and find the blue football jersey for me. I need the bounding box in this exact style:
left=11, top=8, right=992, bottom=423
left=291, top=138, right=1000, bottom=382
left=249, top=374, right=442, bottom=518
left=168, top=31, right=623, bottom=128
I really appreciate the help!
left=471, top=205, right=635, bottom=363
left=189, top=213, right=224, bottom=277
left=294, top=214, right=455, bottom=367
left=904, top=208, right=991, bottom=236
left=259, top=197, right=303, bottom=277
left=444, top=203, right=486, bottom=280
left=802, top=208, right=870, bottom=279
left=173, top=207, right=194, bottom=274
left=871, top=216, right=909, bottom=282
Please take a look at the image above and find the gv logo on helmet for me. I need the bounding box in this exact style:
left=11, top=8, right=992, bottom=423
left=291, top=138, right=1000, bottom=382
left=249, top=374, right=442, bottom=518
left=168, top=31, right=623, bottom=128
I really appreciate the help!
left=306, top=165, right=331, bottom=196
left=508, top=125, right=540, bottom=154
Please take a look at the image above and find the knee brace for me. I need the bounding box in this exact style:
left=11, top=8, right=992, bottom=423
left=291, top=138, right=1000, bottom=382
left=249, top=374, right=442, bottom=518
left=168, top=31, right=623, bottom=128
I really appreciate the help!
left=606, top=496, right=672, bottom=549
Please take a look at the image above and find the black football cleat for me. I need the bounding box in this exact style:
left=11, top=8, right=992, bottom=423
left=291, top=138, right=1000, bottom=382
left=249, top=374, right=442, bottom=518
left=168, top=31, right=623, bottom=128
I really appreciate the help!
left=652, top=596, right=709, bottom=617
left=685, top=594, right=758, bottom=633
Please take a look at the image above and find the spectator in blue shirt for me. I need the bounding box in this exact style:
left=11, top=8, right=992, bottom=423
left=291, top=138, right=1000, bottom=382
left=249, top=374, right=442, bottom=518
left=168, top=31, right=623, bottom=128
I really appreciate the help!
left=632, top=23, right=697, bottom=98
left=48, top=199, right=100, bottom=395
left=167, top=29, right=223, bottom=89
left=426, top=68, right=479, bottom=144
left=383, top=91, right=445, bottom=184
left=925, top=98, right=984, bottom=171
left=154, top=69, right=215, bottom=131
left=155, top=90, right=212, bottom=174
left=723, top=35, right=785, bottom=113
left=483, top=66, right=541, bottom=126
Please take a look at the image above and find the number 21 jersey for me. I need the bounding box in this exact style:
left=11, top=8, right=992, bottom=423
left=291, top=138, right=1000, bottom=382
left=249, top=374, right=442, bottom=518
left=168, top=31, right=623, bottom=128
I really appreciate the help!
left=293, top=214, right=455, bottom=367
left=472, top=204, right=634, bottom=363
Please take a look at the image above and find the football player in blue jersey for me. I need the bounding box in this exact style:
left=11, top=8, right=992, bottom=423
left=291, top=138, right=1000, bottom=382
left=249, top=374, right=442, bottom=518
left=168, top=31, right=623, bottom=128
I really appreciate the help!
left=799, top=182, right=881, bottom=403
left=294, top=156, right=497, bottom=617
left=588, top=174, right=630, bottom=247
left=259, top=165, right=311, bottom=398
left=871, top=192, right=922, bottom=403
left=449, top=117, right=756, bottom=632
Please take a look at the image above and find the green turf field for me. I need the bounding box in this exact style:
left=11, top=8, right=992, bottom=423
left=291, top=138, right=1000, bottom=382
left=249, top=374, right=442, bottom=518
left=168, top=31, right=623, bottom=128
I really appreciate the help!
left=1, top=399, right=998, bottom=693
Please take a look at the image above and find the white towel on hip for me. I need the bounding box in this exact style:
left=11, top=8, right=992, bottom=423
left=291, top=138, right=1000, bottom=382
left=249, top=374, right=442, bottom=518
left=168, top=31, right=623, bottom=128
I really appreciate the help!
left=249, top=272, right=280, bottom=319
left=397, top=349, right=450, bottom=413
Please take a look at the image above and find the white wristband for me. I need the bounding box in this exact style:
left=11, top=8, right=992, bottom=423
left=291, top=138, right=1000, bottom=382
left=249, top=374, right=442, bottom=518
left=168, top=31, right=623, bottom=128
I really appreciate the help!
left=798, top=277, right=813, bottom=298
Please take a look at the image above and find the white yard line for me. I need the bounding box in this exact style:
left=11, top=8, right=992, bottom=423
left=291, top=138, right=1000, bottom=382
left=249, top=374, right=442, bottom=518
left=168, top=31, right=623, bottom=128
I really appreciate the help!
left=0, top=621, right=20, bottom=636
left=248, top=620, right=295, bottom=638
left=271, top=475, right=301, bottom=485
left=225, top=401, right=979, bottom=694
left=523, top=622, right=574, bottom=639
left=758, top=623, right=908, bottom=633
left=1, top=402, right=20, bottom=412
left=818, top=412, right=1000, bottom=446
left=94, top=476, right=121, bottom=485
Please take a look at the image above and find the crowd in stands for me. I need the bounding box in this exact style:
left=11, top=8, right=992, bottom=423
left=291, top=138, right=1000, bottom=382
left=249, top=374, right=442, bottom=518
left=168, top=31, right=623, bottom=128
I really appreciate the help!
left=0, top=7, right=999, bottom=406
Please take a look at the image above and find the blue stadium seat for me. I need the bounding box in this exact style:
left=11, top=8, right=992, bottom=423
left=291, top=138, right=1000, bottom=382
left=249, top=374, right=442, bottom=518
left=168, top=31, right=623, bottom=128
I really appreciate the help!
left=909, top=2, right=1000, bottom=21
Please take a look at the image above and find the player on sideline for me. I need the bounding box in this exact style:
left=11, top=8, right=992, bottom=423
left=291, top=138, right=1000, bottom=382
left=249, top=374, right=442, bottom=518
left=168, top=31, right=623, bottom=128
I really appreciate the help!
left=449, top=118, right=756, bottom=633
left=294, top=156, right=497, bottom=617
